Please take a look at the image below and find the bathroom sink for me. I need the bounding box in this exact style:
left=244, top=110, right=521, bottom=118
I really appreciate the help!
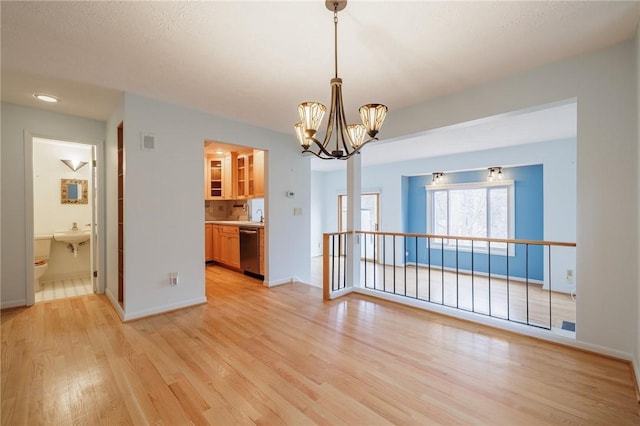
left=53, top=229, right=91, bottom=244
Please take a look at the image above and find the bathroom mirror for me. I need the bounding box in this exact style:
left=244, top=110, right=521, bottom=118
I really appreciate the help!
left=61, top=179, right=88, bottom=204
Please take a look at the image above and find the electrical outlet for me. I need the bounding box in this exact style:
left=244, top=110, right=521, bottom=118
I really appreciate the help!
left=566, top=269, right=573, bottom=284
left=170, top=272, right=179, bottom=286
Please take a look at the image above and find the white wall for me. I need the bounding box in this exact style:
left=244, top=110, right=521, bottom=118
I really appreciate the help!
left=109, top=93, right=311, bottom=320
left=368, top=40, right=638, bottom=358
left=635, top=22, right=640, bottom=384
left=313, top=138, right=577, bottom=291
left=1, top=103, right=105, bottom=308
left=33, top=138, right=92, bottom=281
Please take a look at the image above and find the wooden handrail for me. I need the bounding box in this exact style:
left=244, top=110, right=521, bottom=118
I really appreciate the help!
left=323, top=230, right=575, bottom=248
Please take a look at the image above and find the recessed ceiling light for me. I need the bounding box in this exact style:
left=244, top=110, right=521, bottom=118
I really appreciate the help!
left=33, top=93, right=60, bottom=103
left=215, top=150, right=224, bottom=154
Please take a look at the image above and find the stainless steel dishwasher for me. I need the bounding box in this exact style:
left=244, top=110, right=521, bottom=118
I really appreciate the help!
left=239, top=227, right=260, bottom=277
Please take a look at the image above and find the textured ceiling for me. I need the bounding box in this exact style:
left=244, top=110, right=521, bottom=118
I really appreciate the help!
left=1, top=1, right=638, bottom=166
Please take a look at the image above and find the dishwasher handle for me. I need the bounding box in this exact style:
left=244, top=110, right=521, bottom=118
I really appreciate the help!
left=239, top=228, right=258, bottom=234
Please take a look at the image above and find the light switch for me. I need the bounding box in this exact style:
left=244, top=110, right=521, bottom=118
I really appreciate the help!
left=294, top=208, right=302, bottom=216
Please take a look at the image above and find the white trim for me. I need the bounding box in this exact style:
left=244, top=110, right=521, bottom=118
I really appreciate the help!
left=403, top=262, right=545, bottom=286
left=24, top=131, right=35, bottom=306
left=329, top=286, right=354, bottom=299
left=265, top=276, right=299, bottom=287
left=24, top=131, right=106, bottom=306
left=122, top=296, right=207, bottom=321
left=352, top=287, right=635, bottom=362
left=426, top=179, right=516, bottom=256
left=1, top=298, right=27, bottom=310
left=105, top=288, right=125, bottom=321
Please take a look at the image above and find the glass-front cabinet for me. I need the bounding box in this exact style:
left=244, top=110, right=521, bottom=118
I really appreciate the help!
left=205, top=155, right=231, bottom=200
left=204, top=149, right=264, bottom=200
left=234, top=150, right=264, bottom=199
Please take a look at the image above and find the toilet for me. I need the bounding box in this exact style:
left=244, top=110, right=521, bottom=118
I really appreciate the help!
left=34, top=234, right=52, bottom=292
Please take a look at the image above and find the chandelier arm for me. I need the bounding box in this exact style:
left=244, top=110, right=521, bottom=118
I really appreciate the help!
left=335, top=86, right=355, bottom=154
left=310, top=136, right=339, bottom=158
left=322, top=79, right=338, bottom=149
left=301, top=137, right=339, bottom=159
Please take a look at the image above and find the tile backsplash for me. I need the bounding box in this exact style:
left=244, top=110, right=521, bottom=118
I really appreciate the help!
left=205, top=200, right=249, bottom=221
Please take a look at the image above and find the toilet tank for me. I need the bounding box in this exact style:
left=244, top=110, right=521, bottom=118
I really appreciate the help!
left=34, top=234, right=52, bottom=260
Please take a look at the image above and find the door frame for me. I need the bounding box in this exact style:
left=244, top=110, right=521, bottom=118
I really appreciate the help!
left=337, top=192, right=381, bottom=262
left=24, top=131, right=106, bottom=305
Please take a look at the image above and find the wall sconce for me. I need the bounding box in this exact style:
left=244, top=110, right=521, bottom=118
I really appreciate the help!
left=432, top=172, right=444, bottom=185
left=61, top=159, right=88, bottom=172
left=488, top=167, right=503, bottom=182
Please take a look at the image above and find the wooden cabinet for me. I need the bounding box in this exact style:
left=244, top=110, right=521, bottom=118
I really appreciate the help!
left=205, top=150, right=264, bottom=200
left=234, top=150, right=265, bottom=199
left=259, top=227, right=265, bottom=276
left=205, top=224, right=214, bottom=262
left=253, top=150, right=265, bottom=198
left=207, top=224, right=239, bottom=269
left=212, top=225, right=221, bottom=262
left=235, top=154, right=248, bottom=199
left=205, top=155, right=232, bottom=200
left=218, top=225, right=240, bottom=269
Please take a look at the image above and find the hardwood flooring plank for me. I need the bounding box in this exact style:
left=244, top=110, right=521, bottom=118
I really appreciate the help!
left=2, top=265, right=639, bottom=425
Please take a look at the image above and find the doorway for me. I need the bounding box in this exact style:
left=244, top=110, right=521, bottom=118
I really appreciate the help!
left=26, top=136, right=102, bottom=304
left=338, top=192, right=380, bottom=261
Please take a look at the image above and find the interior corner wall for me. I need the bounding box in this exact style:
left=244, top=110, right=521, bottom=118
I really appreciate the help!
left=105, top=97, right=124, bottom=310
left=0, top=103, right=105, bottom=308
left=117, top=93, right=311, bottom=319
left=381, top=40, right=638, bottom=357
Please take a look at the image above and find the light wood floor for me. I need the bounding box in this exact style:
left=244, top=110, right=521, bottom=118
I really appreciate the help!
left=2, top=265, right=638, bottom=425
left=314, top=256, right=577, bottom=331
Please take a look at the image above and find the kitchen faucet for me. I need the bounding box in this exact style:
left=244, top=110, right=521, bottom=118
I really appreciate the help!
left=256, top=209, right=264, bottom=223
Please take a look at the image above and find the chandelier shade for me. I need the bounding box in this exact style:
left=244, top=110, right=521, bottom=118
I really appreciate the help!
left=294, top=0, right=388, bottom=160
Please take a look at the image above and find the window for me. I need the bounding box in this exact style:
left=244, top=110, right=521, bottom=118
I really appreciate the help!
left=426, top=181, right=514, bottom=254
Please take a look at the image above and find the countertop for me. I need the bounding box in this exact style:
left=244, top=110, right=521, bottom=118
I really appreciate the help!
left=205, top=220, right=264, bottom=228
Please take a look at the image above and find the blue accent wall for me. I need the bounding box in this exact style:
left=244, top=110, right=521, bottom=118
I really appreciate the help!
left=405, top=165, right=543, bottom=280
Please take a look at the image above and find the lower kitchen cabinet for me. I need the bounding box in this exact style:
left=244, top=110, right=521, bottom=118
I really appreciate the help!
left=211, top=224, right=240, bottom=269
left=205, top=224, right=214, bottom=262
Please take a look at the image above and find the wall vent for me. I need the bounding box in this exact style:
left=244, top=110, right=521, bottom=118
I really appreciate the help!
left=141, top=133, right=156, bottom=151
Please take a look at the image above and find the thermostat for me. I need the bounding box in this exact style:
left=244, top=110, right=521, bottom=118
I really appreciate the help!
left=286, top=191, right=295, bottom=198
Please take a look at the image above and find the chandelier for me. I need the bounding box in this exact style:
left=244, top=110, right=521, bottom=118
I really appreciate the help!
left=294, top=0, right=388, bottom=160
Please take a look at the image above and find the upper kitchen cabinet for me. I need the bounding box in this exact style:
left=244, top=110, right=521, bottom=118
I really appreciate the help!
left=234, top=150, right=264, bottom=199
left=252, top=150, right=265, bottom=198
left=205, top=154, right=232, bottom=200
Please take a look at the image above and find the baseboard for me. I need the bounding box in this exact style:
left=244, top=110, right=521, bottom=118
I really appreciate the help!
left=1, top=298, right=27, bottom=310
left=105, top=288, right=125, bottom=321
left=265, top=277, right=298, bottom=287
left=122, top=296, right=207, bottom=321
left=329, top=286, right=354, bottom=299
left=405, top=261, right=545, bottom=286
left=351, top=287, right=636, bottom=362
